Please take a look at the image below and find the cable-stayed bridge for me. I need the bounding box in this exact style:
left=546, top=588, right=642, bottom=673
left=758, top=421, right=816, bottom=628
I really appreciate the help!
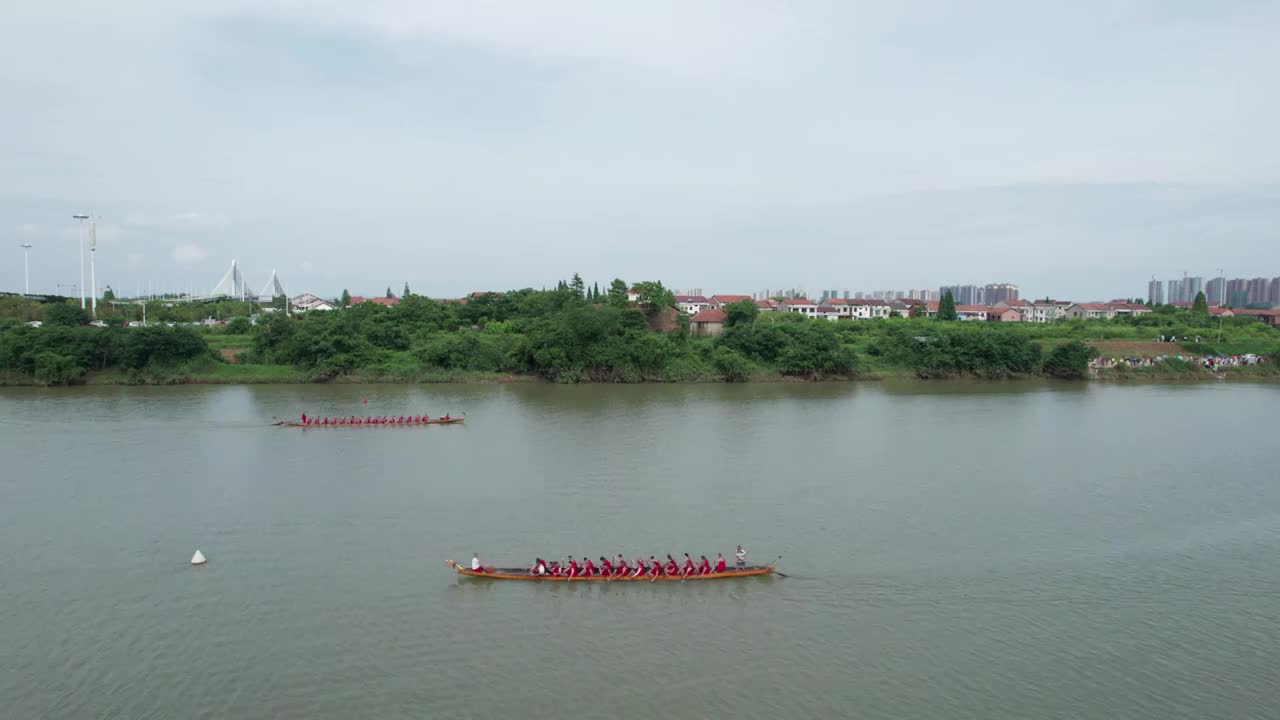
left=204, top=260, right=287, bottom=303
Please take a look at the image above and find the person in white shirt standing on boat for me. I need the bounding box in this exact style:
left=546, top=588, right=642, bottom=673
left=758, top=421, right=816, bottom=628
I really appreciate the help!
left=471, top=553, right=486, bottom=574
left=735, top=545, right=747, bottom=570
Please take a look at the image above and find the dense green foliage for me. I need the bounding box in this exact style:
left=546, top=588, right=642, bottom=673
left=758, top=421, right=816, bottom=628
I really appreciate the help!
left=2, top=285, right=1277, bottom=386
left=1192, top=291, right=1209, bottom=315
left=724, top=299, right=759, bottom=328
left=1043, top=340, right=1096, bottom=379
left=0, top=322, right=212, bottom=385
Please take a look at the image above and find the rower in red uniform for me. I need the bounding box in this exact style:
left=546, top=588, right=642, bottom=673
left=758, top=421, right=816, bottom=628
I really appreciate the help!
left=664, top=555, right=680, bottom=576
left=648, top=556, right=663, bottom=578
left=681, top=553, right=696, bottom=579
left=714, top=553, right=727, bottom=573
left=631, top=557, right=646, bottom=578
left=698, top=555, right=711, bottom=575
left=582, top=557, right=597, bottom=577
left=549, top=561, right=562, bottom=576
left=615, top=555, right=629, bottom=577
left=599, top=556, right=614, bottom=577
left=566, top=557, right=579, bottom=578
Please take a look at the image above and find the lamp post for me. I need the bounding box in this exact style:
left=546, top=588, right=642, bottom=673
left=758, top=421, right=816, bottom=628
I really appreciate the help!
left=73, top=214, right=89, bottom=309
left=20, top=243, right=32, bottom=294
left=89, top=221, right=98, bottom=318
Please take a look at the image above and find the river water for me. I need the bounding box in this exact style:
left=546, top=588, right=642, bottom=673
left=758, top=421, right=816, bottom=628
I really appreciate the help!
left=1, top=381, right=1277, bottom=719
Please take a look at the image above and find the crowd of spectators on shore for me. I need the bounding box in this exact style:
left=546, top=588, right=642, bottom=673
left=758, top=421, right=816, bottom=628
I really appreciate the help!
left=1090, top=354, right=1269, bottom=370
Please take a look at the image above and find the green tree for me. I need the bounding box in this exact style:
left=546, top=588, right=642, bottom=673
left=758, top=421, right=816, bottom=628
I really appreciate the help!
left=569, top=273, right=585, bottom=298
left=938, top=291, right=958, bottom=321
left=226, top=316, right=252, bottom=334
left=631, top=281, right=675, bottom=316
left=724, top=299, right=759, bottom=328
left=386, top=287, right=394, bottom=299
left=44, top=303, right=89, bottom=328
left=403, top=282, right=411, bottom=298
left=102, top=286, right=115, bottom=301
left=1043, top=340, right=1096, bottom=379
left=712, top=346, right=752, bottom=382
left=32, top=351, right=84, bottom=385
left=340, top=289, right=351, bottom=308
left=608, top=279, right=628, bottom=308
left=591, top=282, right=600, bottom=301
left=1192, top=291, right=1209, bottom=314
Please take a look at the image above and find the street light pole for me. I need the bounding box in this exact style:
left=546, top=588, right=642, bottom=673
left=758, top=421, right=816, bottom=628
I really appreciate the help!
left=89, top=221, right=98, bottom=318
left=20, top=243, right=32, bottom=294
left=73, top=214, right=89, bottom=309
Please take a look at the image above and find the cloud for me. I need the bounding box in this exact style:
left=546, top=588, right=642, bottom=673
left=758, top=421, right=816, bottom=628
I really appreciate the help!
left=171, top=244, right=208, bottom=263
left=1, top=1, right=1277, bottom=300
left=125, top=210, right=229, bottom=231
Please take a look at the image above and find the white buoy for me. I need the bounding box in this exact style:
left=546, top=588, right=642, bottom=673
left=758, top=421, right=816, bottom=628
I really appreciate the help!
left=191, top=550, right=207, bottom=566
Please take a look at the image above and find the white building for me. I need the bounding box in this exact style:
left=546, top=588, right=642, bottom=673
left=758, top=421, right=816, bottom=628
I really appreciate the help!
left=291, top=293, right=336, bottom=312
left=674, top=295, right=712, bottom=315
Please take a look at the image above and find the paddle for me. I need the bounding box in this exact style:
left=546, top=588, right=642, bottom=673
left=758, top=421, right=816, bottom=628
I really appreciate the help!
left=768, top=555, right=789, bottom=578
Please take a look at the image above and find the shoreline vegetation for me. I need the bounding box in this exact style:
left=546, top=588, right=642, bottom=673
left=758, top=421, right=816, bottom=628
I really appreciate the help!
left=2, top=282, right=1277, bottom=387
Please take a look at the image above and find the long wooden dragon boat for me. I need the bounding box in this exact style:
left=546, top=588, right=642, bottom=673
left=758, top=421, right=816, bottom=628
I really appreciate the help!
left=273, top=417, right=464, bottom=427
left=446, top=558, right=779, bottom=581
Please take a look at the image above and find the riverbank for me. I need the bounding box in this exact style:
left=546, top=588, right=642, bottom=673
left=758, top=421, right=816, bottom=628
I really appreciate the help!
left=3, top=362, right=1276, bottom=386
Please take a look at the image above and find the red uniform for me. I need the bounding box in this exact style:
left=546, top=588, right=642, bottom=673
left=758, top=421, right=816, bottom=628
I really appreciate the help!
left=582, top=560, right=597, bottom=577
left=714, top=557, right=727, bottom=573
left=616, top=559, right=629, bottom=576
left=550, top=564, right=562, bottom=576
left=567, top=560, right=579, bottom=578
left=665, top=559, right=679, bottom=576
left=600, top=560, right=613, bottom=577
left=649, top=561, right=663, bottom=577
left=699, top=557, right=711, bottom=575
left=682, top=557, right=695, bottom=577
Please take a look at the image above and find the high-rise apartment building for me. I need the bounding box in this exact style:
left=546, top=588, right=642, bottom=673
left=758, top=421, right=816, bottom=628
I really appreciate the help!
left=1226, top=278, right=1249, bottom=306
left=1148, top=278, right=1164, bottom=306
left=983, top=283, right=1019, bottom=305
left=1205, top=277, right=1224, bottom=306
left=1246, top=278, right=1271, bottom=306
left=1185, top=276, right=1205, bottom=303
left=939, top=285, right=980, bottom=305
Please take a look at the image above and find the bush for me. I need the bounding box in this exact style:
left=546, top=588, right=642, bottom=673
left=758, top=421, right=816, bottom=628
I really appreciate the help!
left=1043, top=340, right=1096, bottom=379
left=43, top=304, right=89, bottom=328
left=712, top=347, right=753, bottom=382
left=32, top=351, right=84, bottom=385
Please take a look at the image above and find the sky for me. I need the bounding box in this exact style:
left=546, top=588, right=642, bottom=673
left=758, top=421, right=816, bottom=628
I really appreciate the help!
left=3, top=1, right=1278, bottom=301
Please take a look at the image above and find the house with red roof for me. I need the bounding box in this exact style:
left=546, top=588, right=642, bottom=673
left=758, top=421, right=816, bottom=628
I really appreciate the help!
left=349, top=295, right=401, bottom=307
left=849, top=298, right=892, bottom=319
left=778, top=298, right=817, bottom=317
left=1109, top=302, right=1152, bottom=317
left=674, top=295, right=712, bottom=315
left=709, top=294, right=753, bottom=308
left=986, top=306, right=1023, bottom=322
left=754, top=299, right=779, bottom=311
left=1064, top=303, right=1114, bottom=320
left=1231, top=308, right=1280, bottom=326
left=689, top=308, right=728, bottom=337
